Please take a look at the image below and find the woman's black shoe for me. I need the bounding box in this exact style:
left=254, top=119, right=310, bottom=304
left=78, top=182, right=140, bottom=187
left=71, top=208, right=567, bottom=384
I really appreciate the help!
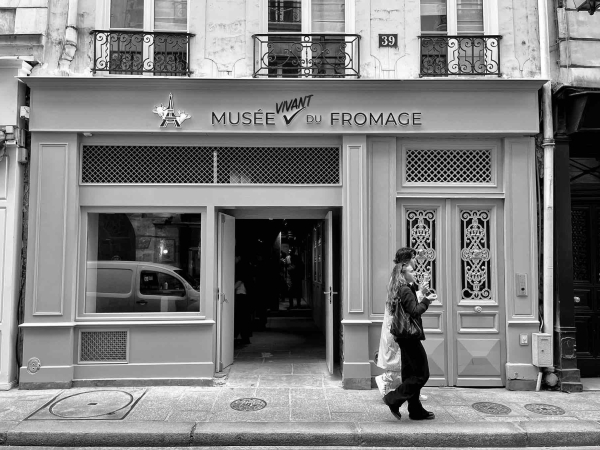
left=382, top=395, right=402, bottom=420
left=409, top=411, right=435, bottom=420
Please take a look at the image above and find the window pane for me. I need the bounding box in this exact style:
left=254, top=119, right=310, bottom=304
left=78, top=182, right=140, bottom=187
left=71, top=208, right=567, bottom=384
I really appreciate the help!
left=457, top=0, right=483, bottom=34
left=110, top=0, right=144, bottom=29
left=86, top=212, right=201, bottom=313
left=312, top=0, right=345, bottom=33
left=155, top=0, right=188, bottom=31
left=421, top=0, right=447, bottom=33
left=269, top=0, right=301, bottom=32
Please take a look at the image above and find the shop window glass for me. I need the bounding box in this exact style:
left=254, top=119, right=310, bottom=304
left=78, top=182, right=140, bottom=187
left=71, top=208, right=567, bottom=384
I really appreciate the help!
left=86, top=212, right=201, bottom=314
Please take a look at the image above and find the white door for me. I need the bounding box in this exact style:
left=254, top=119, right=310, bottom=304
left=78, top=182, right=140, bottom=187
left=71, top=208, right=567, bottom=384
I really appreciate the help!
left=399, top=199, right=505, bottom=386
left=217, top=213, right=235, bottom=371
left=324, top=211, right=335, bottom=374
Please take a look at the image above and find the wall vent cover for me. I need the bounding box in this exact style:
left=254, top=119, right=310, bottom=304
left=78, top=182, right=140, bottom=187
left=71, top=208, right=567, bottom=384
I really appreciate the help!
left=405, top=148, right=492, bottom=184
left=81, top=146, right=340, bottom=185
left=80, top=330, right=128, bottom=363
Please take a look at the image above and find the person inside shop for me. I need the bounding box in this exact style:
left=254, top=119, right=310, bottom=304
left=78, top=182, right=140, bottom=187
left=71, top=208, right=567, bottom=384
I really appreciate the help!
left=234, top=252, right=253, bottom=345
left=286, top=248, right=304, bottom=309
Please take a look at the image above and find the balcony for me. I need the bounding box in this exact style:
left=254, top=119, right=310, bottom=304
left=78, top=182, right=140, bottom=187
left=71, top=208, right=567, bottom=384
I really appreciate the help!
left=253, top=33, right=361, bottom=78
left=419, top=35, right=502, bottom=77
left=91, top=30, right=194, bottom=76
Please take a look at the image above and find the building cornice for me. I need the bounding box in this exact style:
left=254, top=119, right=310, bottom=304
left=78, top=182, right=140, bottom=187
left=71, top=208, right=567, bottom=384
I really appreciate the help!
left=19, top=76, right=548, bottom=93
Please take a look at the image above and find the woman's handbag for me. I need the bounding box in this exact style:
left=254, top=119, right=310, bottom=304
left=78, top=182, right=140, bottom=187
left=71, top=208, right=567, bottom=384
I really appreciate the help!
left=390, top=301, right=424, bottom=340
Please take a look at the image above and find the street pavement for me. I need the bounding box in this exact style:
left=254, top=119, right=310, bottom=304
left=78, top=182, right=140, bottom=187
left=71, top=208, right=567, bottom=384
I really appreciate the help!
left=1, top=316, right=600, bottom=447
left=1, top=365, right=600, bottom=447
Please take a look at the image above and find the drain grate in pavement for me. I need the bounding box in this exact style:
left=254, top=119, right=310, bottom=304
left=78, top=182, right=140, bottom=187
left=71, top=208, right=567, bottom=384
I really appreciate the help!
left=230, top=398, right=267, bottom=412
left=472, top=402, right=512, bottom=415
left=26, top=388, right=146, bottom=420
left=524, top=403, right=566, bottom=415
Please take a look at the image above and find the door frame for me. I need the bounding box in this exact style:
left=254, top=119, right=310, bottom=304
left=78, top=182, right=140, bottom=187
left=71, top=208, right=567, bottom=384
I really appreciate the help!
left=214, top=207, right=341, bottom=370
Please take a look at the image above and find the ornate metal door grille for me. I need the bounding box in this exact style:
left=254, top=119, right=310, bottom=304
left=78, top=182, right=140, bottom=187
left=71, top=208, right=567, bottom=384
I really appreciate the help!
left=80, top=331, right=128, bottom=363
left=405, top=149, right=492, bottom=184
left=81, top=146, right=340, bottom=185
left=460, top=210, right=492, bottom=300
left=406, top=209, right=437, bottom=293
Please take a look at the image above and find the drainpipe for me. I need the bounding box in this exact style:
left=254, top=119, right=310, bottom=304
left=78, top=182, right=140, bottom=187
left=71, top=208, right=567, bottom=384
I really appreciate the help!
left=538, top=0, right=555, bottom=389
left=58, top=0, right=79, bottom=75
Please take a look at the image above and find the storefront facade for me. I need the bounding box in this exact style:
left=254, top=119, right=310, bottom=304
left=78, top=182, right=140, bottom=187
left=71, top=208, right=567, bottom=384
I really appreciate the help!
left=18, top=77, right=543, bottom=390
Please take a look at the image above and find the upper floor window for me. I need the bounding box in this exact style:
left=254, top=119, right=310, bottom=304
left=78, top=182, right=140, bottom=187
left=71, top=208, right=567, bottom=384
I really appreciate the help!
left=268, top=0, right=345, bottom=33
left=257, top=0, right=359, bottom=78
left=421, top=0, right=483, bottom=35
left=419, top=0, right=501, bottom=76
left=110, top=0, right=188, bottom=31
left=92, top=0, right=193, bottom=76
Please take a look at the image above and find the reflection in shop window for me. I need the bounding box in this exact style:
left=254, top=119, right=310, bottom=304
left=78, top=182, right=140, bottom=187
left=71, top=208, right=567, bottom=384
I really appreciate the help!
left=86, top=212, right=201, bottom=313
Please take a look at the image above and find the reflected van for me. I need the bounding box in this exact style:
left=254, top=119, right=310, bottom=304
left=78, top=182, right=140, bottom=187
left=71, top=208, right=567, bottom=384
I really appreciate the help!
left=85, top=261, right=200, bottom=313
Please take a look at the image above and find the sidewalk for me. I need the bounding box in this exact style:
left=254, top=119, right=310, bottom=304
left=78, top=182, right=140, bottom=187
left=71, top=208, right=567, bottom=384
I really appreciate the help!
left=1, top=366, right=600, bottom=447
left=2, top=317, right=600, bottom=447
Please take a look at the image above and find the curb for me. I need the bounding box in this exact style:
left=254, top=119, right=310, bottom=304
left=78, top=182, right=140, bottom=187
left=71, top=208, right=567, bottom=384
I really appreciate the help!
left=2, top=420, right=600, bottom=447
left=4, top=421, right=195, bottom=447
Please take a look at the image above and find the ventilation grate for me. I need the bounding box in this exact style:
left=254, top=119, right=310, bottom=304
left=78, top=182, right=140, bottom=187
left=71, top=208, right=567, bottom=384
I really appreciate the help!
left=405, top=148, right=492, bottom=184
left=80, top=330, right=128, bottom=363
left=81, top=146, right=340, bottom=185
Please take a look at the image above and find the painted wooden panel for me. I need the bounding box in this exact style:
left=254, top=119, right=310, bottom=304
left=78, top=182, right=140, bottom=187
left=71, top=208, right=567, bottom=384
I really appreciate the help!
left=458, top=312, right=498, bottom=332
left=343, top=138, right=367, bottom=314
left=0, top=208, right=5, bottom=323
left=370, top=138, right=395, bottom=315
left=457, top=338, right=501, bottom=377
left=0, top=156, right=7, bottom=200
left=423, top=338, right=445, bottom=379
left=33, top=144, right=68, bottom=315
left=422, top=312, right=443, bottom=333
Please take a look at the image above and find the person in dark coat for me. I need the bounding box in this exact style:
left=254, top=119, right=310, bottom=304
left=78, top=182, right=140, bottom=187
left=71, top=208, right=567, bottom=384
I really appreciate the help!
left=382, top=261, right=435, bottom=421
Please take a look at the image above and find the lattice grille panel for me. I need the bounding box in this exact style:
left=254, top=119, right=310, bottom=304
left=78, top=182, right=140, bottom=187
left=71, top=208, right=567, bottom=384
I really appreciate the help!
left=406, top=148, right=492, bottom=184
left=80, top=331, right=128, bottom=362
left=81, top=146, right=340, bottom=184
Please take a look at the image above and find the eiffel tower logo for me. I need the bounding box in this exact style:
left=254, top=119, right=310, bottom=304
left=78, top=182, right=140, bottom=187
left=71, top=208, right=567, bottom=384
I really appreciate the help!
left=152, top=93, right=191, bottom=128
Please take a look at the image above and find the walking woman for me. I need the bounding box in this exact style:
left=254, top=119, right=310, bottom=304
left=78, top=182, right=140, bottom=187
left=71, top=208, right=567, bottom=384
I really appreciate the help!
left=383, top=258, right=435, bottom=421
left=375, top=247, right=416, bottom=396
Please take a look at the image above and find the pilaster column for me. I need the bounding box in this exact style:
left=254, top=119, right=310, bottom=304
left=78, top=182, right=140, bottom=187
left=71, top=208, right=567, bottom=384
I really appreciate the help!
left=341, top=135, right=370, bottom=388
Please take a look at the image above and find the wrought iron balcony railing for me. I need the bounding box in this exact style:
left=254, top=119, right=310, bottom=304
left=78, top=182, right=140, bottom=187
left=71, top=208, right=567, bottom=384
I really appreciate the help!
left=91, top=30, right=194, bottom=76
left=419, top=35, right=502, bottom=77
left=253, top=33, right=361, bottom=78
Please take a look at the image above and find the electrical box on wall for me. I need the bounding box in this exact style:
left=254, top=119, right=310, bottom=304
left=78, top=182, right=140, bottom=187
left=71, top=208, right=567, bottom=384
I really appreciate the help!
left=516, top=273, right=528, bottom=297
left=532, top=333, right=552, bottom=367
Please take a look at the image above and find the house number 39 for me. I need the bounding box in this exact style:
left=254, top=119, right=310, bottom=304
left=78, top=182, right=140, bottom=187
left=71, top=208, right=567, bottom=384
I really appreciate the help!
left=379, top=34, right=398, bottom=48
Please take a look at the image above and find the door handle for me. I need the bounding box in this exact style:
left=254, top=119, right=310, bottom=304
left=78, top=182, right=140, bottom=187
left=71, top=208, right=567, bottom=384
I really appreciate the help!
left=574, top=296, right=581, bottom=304
left=323, top=287, right=338, bottom=304
left=136, top=300, right=148, bottom=306
left=474, top=306, right=483, bottom=313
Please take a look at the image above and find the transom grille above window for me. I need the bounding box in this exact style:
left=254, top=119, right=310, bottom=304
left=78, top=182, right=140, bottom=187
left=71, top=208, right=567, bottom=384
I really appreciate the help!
left=405, top=148, right=493, bottom=184
left=80, top=330, right=128, bottom=363
left=81, top=146, right=340, bottom=185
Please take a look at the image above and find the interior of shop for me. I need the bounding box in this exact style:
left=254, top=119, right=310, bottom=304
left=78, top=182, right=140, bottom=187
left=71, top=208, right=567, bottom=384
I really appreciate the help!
left=233, top=219, right=327, bottom=361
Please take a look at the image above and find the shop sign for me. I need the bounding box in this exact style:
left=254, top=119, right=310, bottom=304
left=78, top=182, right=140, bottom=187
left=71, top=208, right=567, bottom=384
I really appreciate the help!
left=210, top=94, right=422, bottom=129
left=153, top=93, right=191, bottom=128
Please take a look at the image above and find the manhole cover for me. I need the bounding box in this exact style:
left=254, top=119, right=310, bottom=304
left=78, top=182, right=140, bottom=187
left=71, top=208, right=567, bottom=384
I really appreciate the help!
left=472, top=402, right=512, bottom=415
left=524, top=403, right=566, bottom=415
left=50, top=390, right=134, bottom=419
left=230, top=398, right=267, bottom=412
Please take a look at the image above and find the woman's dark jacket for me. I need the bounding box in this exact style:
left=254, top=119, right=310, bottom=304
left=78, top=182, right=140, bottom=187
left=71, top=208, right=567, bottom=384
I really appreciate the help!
left=397, top=284, right=431, bottom=341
